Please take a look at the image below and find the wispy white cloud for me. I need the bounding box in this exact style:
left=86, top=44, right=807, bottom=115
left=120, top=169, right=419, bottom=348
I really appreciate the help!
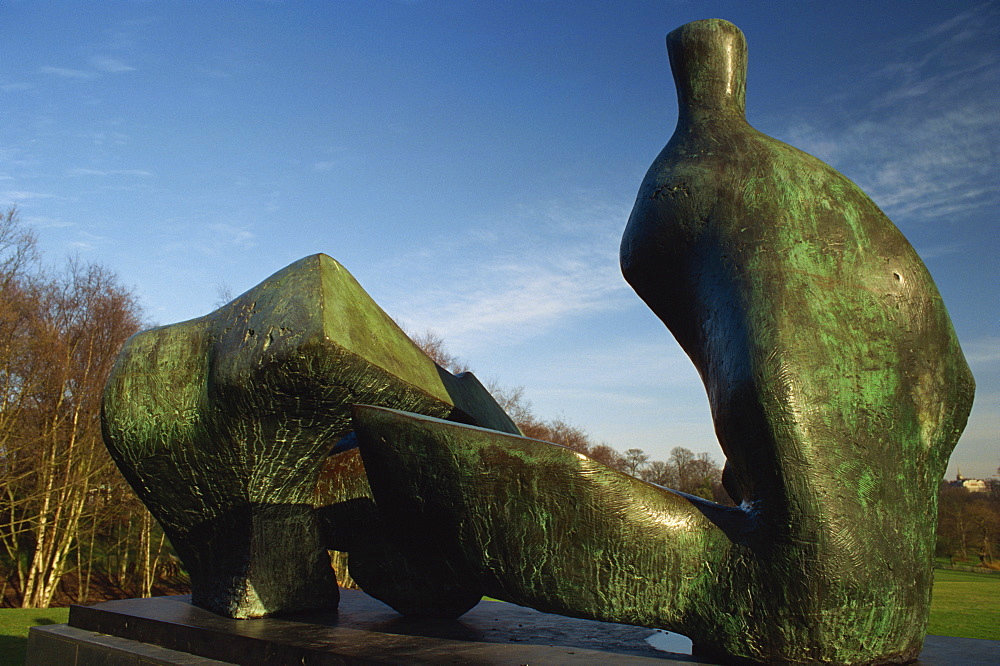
left=39, top=66, right=96, bottom=79
left=25, top=216, right=75, bottom=230
left=39, top=56, right=136, bottom=82
left=66, top=168, right=153, bottom=177
left=964, top=337, right=1000, bottom=364
left=781, top=4, right=999, bottom=224
left=157, top=219, right=259, bottom=259
left=912, top=242, right=964, bottom=260
left=515, top=338, right=700, bottom=396
left=70, top=131, right=131, bottom=147
left=385, top=196, right=632, bottom=353
left=67, top=230, right=109, bottom=252
left=406, top=258, right=624, bottom=340
left=2, top=190, right=58, bottom=201
left=89, top=56, right=136, bottom=73
left=209, top=223, right=256, bottom=249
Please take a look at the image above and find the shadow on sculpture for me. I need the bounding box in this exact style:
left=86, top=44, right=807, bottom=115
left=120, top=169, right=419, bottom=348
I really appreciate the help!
left=102, top=18, right=974, bottom=665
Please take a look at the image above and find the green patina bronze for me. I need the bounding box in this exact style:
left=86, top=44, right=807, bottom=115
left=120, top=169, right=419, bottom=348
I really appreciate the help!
left=621, top=19, right=974, bottom=662
left=102, top=18, right=974, bottom=664
left=353, top=405, right=731, bottom=625
left=346, top=18, right=975, bottom=666
left=102, top=253, right=515, bottom=618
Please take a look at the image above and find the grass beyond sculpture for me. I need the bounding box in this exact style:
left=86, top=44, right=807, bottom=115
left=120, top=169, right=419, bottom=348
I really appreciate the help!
left=925, top=569, right=1000, bottom=640
left=100, top=18, right=973, bottom=666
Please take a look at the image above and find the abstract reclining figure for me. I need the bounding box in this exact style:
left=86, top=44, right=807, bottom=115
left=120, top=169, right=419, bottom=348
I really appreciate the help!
left=102, top=18, right=974, bottom=666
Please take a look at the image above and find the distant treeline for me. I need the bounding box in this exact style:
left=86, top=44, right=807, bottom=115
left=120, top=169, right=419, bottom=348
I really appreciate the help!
left=937, top=476, right=1000, bottom=568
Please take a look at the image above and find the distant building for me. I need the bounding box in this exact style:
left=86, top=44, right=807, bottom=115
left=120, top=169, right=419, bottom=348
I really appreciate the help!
left=949, top=471, right=989, bottom=493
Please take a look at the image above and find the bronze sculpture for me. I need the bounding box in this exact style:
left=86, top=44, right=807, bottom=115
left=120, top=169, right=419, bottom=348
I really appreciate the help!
left=620, top=21, right=975, bottom=658
left=102, top=18, right=974, bottom=665
left=102, top=254, right=516, bottom=618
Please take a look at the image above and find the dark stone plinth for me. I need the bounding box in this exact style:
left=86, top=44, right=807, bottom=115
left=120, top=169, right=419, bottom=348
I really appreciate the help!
left=27, top=623, right=232, bottom=665
left=37, top=590, right=693, bottom=665
left=26, top=590, right=1000, bottom=665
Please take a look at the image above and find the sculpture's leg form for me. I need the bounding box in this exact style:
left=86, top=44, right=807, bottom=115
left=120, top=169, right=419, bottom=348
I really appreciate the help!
left=102, top=254, right=517, bottom=618
left=353, top=405, right=738, bottom=631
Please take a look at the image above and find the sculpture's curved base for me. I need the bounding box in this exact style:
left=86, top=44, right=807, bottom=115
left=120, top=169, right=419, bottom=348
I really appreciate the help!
left=27, top=592, right=997, bottom=666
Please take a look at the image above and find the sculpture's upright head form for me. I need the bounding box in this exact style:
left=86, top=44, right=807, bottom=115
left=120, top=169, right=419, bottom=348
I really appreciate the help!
left=667, top=18, right=747, bottom=120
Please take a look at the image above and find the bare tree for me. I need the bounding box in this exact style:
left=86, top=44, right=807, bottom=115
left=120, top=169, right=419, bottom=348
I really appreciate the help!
left=937, top=484, right=1000, bottom=565
left=0, top=213, right=145, bottom=607
left=0, top=207, right=38, bottom=290
left=0, top=207, right=44, bottom=599
left=15, top=261, right=143, bottom=607
left=486, top=383, right=536, bottom=429
left=485, top=383, right=605, bottom=458
left=937, top=485, right=974, bottom=562
left=214, top=281, right=235, bottom=308
left=406, top=329, right=470, bottom=374
left=406, top=326, right=721, bottom=491
left=622, top=448, right=650, bottom=477
left=969, top=500, right=1000, bottom=565
left=641, top=460, right=676, bottom=487
left=586, top=444, right=625, bottom=470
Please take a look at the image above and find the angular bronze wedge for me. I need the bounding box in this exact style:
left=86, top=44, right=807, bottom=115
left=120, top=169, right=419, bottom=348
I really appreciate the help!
left=102, top=254, right=516, bottom=618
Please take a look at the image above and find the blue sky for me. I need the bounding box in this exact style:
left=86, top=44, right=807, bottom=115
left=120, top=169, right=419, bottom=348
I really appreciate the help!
left=2, top=1, right=997, bottom=478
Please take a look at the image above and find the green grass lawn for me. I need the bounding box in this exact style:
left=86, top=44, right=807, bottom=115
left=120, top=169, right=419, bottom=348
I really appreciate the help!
left=0, top=607, right=67, bottom=666
left=927, top=568, right=1000, bottom=641
left=0, top=570, right=996, bottom=665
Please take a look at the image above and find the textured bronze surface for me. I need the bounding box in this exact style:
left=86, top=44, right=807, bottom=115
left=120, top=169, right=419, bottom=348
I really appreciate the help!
left=351, top=18, right=975, bottom=665
left=620, top=19, right=974, bottom=662
left=102, top=254, right=515, bottom=618
left=102, top=18, right=973, bottom=664
left=353, top=406, right=734, bottom=624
